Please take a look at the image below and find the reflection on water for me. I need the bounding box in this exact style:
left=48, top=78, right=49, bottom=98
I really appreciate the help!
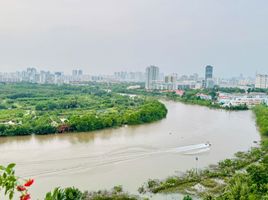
left=0, top=101, right=260, bottom=199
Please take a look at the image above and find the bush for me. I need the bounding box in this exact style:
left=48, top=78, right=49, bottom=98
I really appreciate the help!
left=45, top=187, right=83, bottom=200
left=183, top=195, right=193, bottom=200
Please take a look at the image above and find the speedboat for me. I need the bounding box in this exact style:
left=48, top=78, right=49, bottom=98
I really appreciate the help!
left=205, top=142, right=212, bottom=147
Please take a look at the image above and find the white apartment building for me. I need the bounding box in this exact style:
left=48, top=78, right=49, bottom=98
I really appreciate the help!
left=145, top=66, right=159, bottom=90
left=255, top=74, right=268, bottom=89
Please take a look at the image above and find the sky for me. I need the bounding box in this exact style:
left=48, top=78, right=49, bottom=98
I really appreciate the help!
left=0, top=0, right=267, bottom=77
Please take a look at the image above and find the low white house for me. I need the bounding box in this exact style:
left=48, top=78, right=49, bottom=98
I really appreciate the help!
left=196, top=93, right=212, bottom=100
left=218, top=92, right=268, bottom=107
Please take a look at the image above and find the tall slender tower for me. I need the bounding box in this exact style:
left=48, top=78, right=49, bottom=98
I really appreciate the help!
left=205, top=65, right=213, bottom=80
left=145, top=65, right=159, bottom=90
left=205, top=65, right=214, bottom=88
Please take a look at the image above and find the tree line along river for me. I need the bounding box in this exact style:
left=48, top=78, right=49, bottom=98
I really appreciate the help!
left=0, top=100, right=260, bottom=199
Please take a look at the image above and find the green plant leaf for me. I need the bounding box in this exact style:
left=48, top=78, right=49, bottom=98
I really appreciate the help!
left=7, top=163, right=16, bottom=169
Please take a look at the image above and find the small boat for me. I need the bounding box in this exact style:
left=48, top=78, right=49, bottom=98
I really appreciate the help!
left=171, top=143, right=211, bottom=154
left=205, top=142, right=212, bottom=147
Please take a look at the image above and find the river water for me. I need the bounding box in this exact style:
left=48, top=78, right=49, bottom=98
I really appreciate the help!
left=0, top=101, right=260, bottom=199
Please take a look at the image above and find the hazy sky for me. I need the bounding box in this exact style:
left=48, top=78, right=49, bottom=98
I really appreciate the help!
left=0, top=0, right=267, bottom=77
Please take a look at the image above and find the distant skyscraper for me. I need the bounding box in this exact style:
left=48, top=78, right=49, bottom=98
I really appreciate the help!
left=26, top=67, right=38, bottom=83
left=205, top=65, right=214, bottom=88
left=54, top=72, right=64, bottom=84
left=40, top=71, right=49, bottom=84
left=205, top=65, right=213, bottom=80
left=145, top=65, right=159, bottom=90
left=72, top=69, right=83, bottom=76
left=78, top=69, right=83, bottom=76
left=255, top=74, right=268, bottom=89
left=164, top=74, right=177, bottom=90
left=72, top=70, right=77, bottom=76
left=164, top=74, right=177, bottom=84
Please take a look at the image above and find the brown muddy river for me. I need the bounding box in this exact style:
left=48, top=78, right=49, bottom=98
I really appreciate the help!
left=0, top=101, right=260, bottom=199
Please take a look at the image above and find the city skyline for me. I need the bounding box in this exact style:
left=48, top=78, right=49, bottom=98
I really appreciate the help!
left=0, top=65, right=260, bottom=79
left=0, top=65, right=260, bottom=90
left=0, top=0, right=268, bottom=76
left=0, top=64, right=266, bottom=78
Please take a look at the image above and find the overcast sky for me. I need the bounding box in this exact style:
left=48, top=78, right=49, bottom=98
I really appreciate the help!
left=0, top=0, right=267, bottom=77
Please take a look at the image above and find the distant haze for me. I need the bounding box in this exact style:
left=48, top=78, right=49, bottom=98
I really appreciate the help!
left=0, top=0, right=267, bottom=77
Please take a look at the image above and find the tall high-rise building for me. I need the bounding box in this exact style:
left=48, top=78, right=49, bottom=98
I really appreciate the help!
left=72, top=69, right=83, bottom=82
left=40, top=71, right=49, bottom=84
left=54, top=72, right=64, bottom=84
left=72, top=70, right=77, bottom=76
left=145, top=65, right=159, bottom=90
left=78, top=69, right=83, bottom=76
left=164, top=74, right=177, bottom=90
left=205, top=65, right=214, bottom=88
left=205, top=65, right=213, bottom=80
left=72, top=69, right=83, bottom=76
left=255, top=74, right=268, bottom=89
left=164, top=74, right=177, bottom=83
left=26, top=67, right=38, bottom=83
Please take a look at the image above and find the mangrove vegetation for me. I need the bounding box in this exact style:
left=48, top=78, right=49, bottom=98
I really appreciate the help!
left=0, top=83, right=167, bottom=136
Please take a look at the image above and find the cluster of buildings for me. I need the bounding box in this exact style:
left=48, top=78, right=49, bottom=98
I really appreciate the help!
left=0, top=68, right=151, bottom=84
left=0, top=66, right=267, bottom=94
left=0, top=68, right=105, bottom=84
left=144, top=65, right=268, bottom=91
left=218, top=92, right=268, bottom=108
left=143, top=65, right=268, bottom=107
left=217, top=76, right=255, bottom=89
left=145, top=65, right=216, bottom=90
left=255, top=74, right=268, bottom=89
left=113, top=71, right=145, bottom=82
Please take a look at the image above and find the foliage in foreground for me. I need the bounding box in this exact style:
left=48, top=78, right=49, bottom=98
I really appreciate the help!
left=0, top=163, right=34, bottom=200
left=82, top=185, right=139, bottom=200
left=45, top=187, right=83, bottom=200
left=213, top=105, right=268, bottom=199
left=214, top=154, right=268, bottom=200
left=0, top=164, right=138, bottom=200
left=44, top=185, right=140, bottom=200
left=44, top=185, right=139, bottom=200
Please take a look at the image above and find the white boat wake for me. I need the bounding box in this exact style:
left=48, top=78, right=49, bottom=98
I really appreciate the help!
left=167, top=143, right=211, bottom=154
left=18, top=143, right=211, bottom=178
left=183, top=147, right=211, bottom=155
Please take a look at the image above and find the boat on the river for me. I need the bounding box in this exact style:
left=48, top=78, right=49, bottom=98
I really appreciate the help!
left=170, top=142, right=212, bottom=154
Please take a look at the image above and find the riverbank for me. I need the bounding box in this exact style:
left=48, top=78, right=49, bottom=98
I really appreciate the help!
left=164, top=93, right=248, bottom=111
left=114, top=88, right=250, bottom=111
left=139, top=104, right=268, bottom=199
